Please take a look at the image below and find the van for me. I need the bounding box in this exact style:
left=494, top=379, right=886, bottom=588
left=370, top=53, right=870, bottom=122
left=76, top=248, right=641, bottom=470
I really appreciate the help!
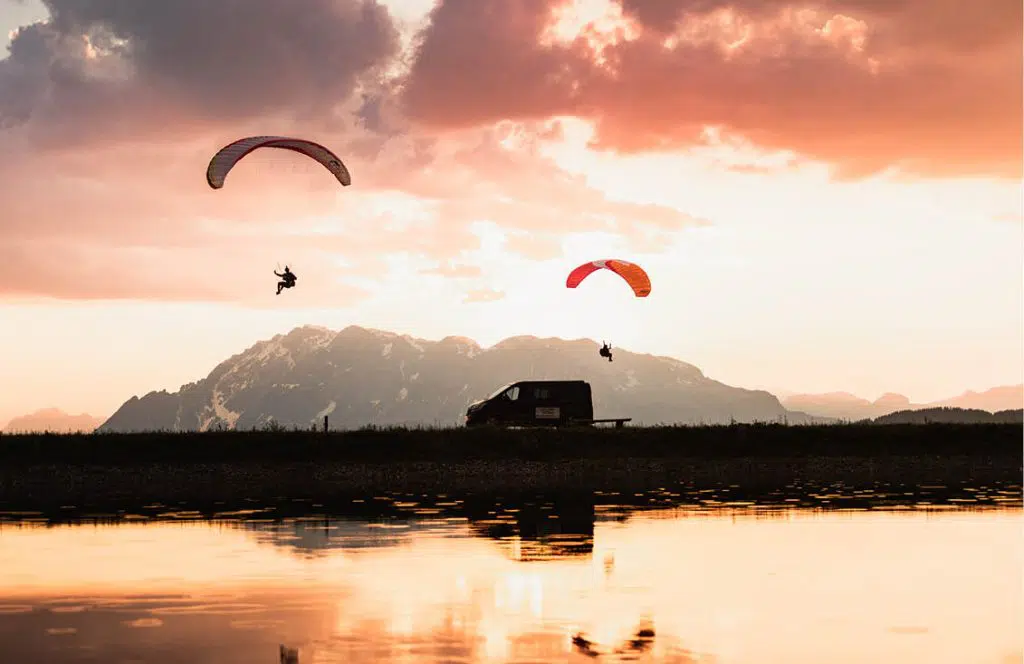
left=465, top=380, right=594, bottom=427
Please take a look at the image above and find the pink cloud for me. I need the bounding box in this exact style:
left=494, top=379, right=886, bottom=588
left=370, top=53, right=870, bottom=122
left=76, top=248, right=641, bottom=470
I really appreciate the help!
left=420, top=263, right=485, bottom=278
left=503, top=232, right=565, bottom=261
left=401, top=0, right=1022, bottom=179
left=463, top=288, right=506, bottom=303
left=0, top=0, right=707, bottom=304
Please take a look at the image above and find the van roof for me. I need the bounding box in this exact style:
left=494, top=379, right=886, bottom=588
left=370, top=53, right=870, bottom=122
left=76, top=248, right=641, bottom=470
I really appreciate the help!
left=512, top=380, right=590, bottom=386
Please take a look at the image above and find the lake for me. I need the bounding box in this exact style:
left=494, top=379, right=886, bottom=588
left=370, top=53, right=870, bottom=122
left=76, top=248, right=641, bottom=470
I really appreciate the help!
left=0, top=483, right=1020, bottom=664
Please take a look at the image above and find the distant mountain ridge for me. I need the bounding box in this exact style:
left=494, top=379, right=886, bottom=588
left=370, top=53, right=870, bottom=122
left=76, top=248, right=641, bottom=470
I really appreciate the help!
left=872, top=407, right=1023, bottom=425
left=98, top=325, right=819, bottom=432
left=781, top=385, right=1023, bottom=421
left=3, top=408, right=105, bottom=433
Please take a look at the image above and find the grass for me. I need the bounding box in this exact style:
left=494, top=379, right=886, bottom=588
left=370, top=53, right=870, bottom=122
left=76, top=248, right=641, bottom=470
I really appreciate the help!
left=0, top=424, right=1018, bottom=509
left=0, top=422, right=1020, bottom=465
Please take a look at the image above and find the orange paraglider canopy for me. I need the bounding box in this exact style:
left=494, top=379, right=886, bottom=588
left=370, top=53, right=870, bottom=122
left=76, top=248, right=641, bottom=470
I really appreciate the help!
left=565, top=259, right=651, bottom=297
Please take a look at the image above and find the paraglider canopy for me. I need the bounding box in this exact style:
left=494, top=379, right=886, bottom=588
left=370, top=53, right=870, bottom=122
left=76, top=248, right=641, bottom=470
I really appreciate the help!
left=565, top=259, right=651, bottom=297
left=206, top=136, right=351, bottom=189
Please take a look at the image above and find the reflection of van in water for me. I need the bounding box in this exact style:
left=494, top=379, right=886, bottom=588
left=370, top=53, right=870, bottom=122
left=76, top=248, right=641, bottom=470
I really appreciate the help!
left=465, top=380, right=631, bottom=428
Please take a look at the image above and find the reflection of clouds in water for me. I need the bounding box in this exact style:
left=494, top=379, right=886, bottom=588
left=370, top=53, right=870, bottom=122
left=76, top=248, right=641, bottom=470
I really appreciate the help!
left=0, top=604, right=32, bottom=614
left=7, top=579, right=708, bottom=663
left=0, top=590, right=341, bottom=664
left=495, top=569, right=544, bottom=617
left=0, top=498, right=1020, bottom=663
left=50, top=605, right=87, bottom=613
left=231, top=618, right=286, bottom=630
left=149, top=602, right=267, bottom=615
left=322, top=535, right=688, bottom=662
left=81, top=596, right=201, bottom=611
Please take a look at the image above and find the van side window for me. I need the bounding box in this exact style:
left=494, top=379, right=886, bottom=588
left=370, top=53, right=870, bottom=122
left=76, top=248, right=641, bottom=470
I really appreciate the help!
left=532, top=387, right=550, bottom=399
left=504, top=386, right=520, bottom=401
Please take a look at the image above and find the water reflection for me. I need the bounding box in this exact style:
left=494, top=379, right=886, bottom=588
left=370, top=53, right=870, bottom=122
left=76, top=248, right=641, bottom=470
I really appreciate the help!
left=236, top=497, right=599, bottom=562
left=0, top=482, right=1020, bottom=663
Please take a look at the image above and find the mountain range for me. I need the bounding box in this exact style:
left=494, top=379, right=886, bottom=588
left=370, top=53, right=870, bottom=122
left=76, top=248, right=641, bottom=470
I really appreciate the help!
left=2, top=408, right=105, bottom=434
left=97, top=325, right=815, bottom=432
left=780, top=385, right=1023, bottom=421
left=7, top=326, right=1019, bottom=433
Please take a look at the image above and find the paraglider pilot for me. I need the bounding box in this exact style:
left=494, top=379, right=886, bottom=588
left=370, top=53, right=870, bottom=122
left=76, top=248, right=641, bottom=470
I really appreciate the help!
left=599, top=341, right=613, bottom=362
left=275, top=266, right=297, bottom=295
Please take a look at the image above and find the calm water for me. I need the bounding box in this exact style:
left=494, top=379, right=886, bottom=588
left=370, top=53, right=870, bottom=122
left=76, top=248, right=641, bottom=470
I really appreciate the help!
left=0, top=483, right=1021, bottom=664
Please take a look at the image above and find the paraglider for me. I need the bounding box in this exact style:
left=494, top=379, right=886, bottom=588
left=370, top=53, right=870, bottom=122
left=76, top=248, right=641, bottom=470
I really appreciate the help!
left=205, top=137, right=349, bottom=299
left=274, top=266, right=297, bottom=295
left=206, top=136, right=351, bottom=190
left=565, top=259, right=651, bottom=297
left=566, top=259, right=650, bottom=361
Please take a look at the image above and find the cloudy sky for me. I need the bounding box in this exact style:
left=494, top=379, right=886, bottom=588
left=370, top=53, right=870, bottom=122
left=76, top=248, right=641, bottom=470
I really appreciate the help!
left=0, top=0, right=1020, bottom=422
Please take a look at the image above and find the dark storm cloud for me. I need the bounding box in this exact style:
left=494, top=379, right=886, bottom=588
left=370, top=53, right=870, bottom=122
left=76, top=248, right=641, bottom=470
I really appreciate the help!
left=0, top=0, right=402, bottom=144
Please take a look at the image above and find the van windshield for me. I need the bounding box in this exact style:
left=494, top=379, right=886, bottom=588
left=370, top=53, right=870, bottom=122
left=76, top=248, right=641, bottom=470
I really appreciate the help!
left=487, top=383, right=514, bottom=400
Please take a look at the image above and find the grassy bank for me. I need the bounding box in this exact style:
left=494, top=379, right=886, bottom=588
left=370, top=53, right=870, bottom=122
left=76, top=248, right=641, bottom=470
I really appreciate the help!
left=0, top=422, right=1020, bottom=464
left=0, top=424, right=1019, bottom=509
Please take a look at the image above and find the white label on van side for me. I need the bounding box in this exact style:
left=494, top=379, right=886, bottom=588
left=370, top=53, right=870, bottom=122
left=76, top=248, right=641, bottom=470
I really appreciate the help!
left=535, top=406, right=561, bottom=419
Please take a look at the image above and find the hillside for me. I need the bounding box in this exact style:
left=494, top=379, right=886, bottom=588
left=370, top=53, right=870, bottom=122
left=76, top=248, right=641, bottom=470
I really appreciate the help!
left=98, top=325, right=816, bottom=432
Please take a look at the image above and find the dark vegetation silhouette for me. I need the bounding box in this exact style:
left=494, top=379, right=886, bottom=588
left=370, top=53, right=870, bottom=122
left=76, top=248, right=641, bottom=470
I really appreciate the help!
left=0, top=424, right=1019, bottom=506
left=0, top=422, right=1020, bottom=465
left=870, top=407, right=1022, bottom=425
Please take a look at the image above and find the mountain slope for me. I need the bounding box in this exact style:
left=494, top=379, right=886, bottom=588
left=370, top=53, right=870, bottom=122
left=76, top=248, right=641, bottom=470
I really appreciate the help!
left=931, top=385, right=1024, bottom=412
left=779, top=392, right=877, bottom=421
left=781, top=384, right=1023, bottom=421
left=4, top=408, right=105, bottom=433
left=99, top=325, right=808, bottom=432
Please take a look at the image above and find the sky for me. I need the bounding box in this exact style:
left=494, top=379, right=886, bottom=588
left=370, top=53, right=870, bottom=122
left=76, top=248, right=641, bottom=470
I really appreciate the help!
left=0, top=0, right=1021, bottom=422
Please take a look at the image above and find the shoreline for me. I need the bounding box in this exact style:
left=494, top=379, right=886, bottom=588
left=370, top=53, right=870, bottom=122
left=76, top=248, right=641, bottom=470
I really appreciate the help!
left=0, top=424, right=1019, bottom=508
left=1, top=422, right=1020, bottom=462
left=2, top=454, right=1019, bottom=498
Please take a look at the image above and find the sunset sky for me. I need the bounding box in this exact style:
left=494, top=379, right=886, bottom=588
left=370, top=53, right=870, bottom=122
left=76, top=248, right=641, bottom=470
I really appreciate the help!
left=0, top=0, right=1021, bottom=422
